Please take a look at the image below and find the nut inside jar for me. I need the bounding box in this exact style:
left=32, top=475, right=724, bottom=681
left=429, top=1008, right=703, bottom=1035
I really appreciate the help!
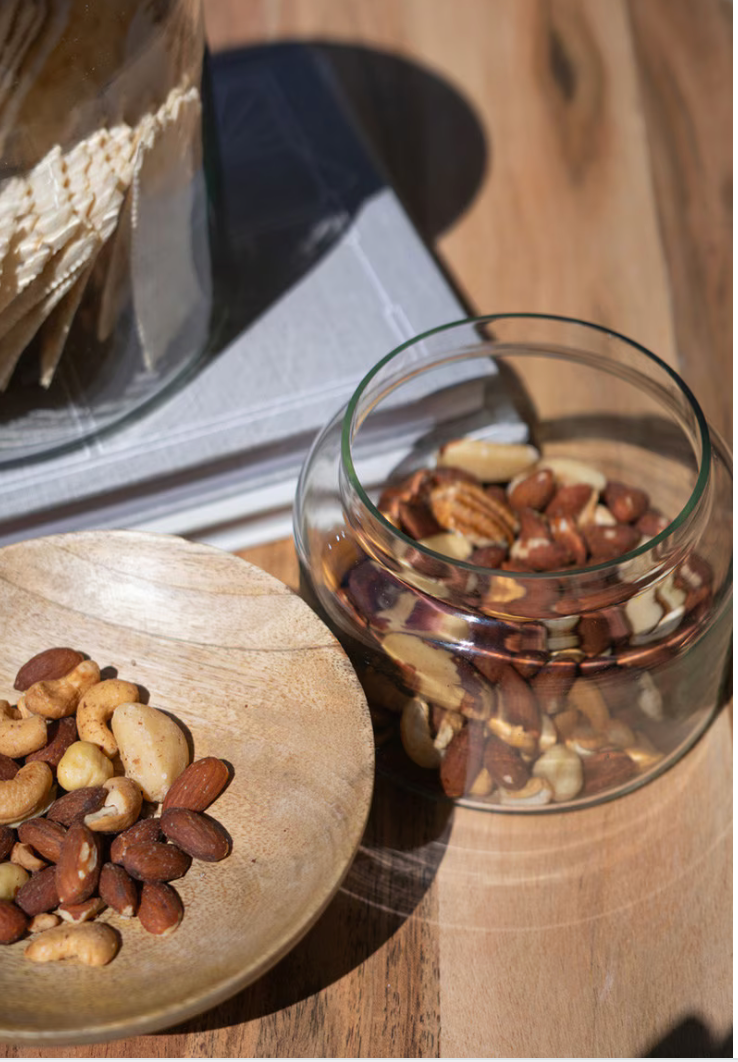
left=319, top=438, right=719, bottom=810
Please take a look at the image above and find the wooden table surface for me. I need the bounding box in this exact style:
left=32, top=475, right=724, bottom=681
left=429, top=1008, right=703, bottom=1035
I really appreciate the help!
left=4, top=0, right=731, bottom=1057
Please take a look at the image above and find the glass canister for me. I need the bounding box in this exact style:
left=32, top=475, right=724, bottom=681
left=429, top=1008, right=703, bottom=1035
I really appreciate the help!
left=0, top=0, right=212, bottom=462
left=294, top=315, right=732, bottom=812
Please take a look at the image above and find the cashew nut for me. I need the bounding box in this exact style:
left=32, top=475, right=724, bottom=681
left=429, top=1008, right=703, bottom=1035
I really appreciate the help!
left=56, top=741, right=115, bottom=791
left=76, top=679, right=139, bottom=758
left=566, top=723, right=610, bottom=757
left=568, top=678, right=610, bottom=732
left=28, top=912, right=61, bottom=933
left=11, top=842, right=47, bottom=873
left=625, top=731, right=664, bottom=770
left=84, top=776, right=143, bottom=833
left=0, top=761, right=54, bottom=826
left=0, top=862, right=29, bottom=900
left=636, top=672, right=664, bottom=721
left=433, top=710, right=464, bottom=752
left=24, top=922, right=119, bottom=966
left=25, top=660, right=101, bottom=720
left=16, top=695, right=31, bottom=718
left=532, top=744, right=584, bottom=802
left=0, top=700, right=47, bottom=758
left=604, top=718, right=637, bottom=749
left=538, top=714, right=557, bottom=752
left=400, top=697, right=442, bottom=769
left=486, top=715, right=538, bottom=757
left=497, top=777, right=554, bottom=806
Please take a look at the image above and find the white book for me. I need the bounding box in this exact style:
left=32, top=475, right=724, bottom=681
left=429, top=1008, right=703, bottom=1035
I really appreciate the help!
left=0, top=46, right=522, bottom=552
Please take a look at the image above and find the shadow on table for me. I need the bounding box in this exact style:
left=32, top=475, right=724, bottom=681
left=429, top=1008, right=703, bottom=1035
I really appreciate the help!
left=209, top=38, right=487, bottom=354
left=169, top=772, right=453, bottom=1033
left=313, top=41, right=488, bottom=246
left=644, top=1017, right=733, bottom=1058
left=157, top=34, right=486, bottom=1040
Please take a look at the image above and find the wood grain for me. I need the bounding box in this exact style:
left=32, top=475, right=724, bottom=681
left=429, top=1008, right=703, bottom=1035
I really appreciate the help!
left=627, top=0, right=733, bottom=439
left=0, top=532, right=373, bottom=1047
left=1, top=0, right=732, bottom=1057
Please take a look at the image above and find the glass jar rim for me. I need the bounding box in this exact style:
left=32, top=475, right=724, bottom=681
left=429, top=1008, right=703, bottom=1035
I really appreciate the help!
left=341, top=312, right=713, bottom=580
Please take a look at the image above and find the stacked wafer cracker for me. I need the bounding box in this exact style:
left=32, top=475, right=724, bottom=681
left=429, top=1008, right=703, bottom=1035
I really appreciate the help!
left=0, top=0, right=205, bottom=390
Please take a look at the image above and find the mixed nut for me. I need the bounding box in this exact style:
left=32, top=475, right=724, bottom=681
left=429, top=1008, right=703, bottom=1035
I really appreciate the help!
left=0, top=648, right=232, bottom=964
left=323, top=438, right=714, bottom=808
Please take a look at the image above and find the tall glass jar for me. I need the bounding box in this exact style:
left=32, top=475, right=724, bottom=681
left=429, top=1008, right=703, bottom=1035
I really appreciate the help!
left=294, top=315, right=732, bottom=812
left=0, top=0, right=211, bottom=462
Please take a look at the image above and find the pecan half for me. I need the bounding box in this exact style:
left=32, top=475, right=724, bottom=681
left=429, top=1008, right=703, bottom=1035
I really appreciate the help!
left=429, top=481, right=518, bottom=546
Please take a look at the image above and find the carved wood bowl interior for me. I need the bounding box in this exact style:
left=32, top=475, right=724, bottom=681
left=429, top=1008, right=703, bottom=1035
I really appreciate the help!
left=0, top=530, right=374, bottom=1045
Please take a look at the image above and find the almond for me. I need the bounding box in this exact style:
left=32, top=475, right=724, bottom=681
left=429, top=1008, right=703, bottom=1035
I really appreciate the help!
left=511, top=650, right=547, bottom=680
left=0, top=826, right=15, bottom=862
left=439, top=725, right=483, bottom=798
left=581, top=750, right=638, bottom=795
left=469, top=544, right=508, bottom=568
left=122, top=842, right=192, bottom=883
left=546, top=484, right=598, bottom=523
left=138, top=882, right=184, bottom=937
left=347, top=561, right=404, bottom=623
left=531, top=658, right=578, bottom=714
left=46, top=786, right=107, bottom=826
left=549, top=514, right=587, bottom=567
left=603, top=481, right=649, bottom=524
left=577, top=613, right=612, bottom=656
left=25, top=716, right=78, bottom=768
left=56, top=821, right=101, bottom=905
left=583, top=524, right=641, bottom=562
left=599, top=605, right=631, bottom=646
left=14, top=648, right=85, bottom=692
left=508, top=468, right=555, bottom=511
left=472, top=651, right=509, bottom=685
left=0, top=754, right=19, bottom=781
left=397, top=500, right=444, bottom=540
left=636, top=509, right=669, bottom=538
left=510, top=509, right=574, bottom=572
left=18, top=819, right=67, bottom=864
left=516, top=507, right=552, bottom=542
left=99, top=862, right=139, bottom=918
left=511, top=537, right=571, bottom=572
left=506, top=576, right=562, bottom=620
left=0, top=900, right=28, bottom=944
left=496, top=664, right=541, bottom=736
left=15, top=866, right=60, bottom=916
left=162, top=757, right=230, bottom=814
left=484, top=735, right=530, bottom=790
left=161, top=809, right=231, bottom=862
left=578, top=655, right=618, bottom=678
left=109, top=817, right=162, bottom=864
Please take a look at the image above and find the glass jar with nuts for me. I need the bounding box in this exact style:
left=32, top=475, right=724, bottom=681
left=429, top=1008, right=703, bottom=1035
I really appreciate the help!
left=294, top=315, right=733, bottom=811
left=0, top=0, right=211, bottom=463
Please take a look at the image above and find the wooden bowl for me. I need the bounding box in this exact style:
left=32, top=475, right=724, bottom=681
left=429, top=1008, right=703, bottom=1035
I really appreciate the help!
left=0, top=531, right=374, bottom=1045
